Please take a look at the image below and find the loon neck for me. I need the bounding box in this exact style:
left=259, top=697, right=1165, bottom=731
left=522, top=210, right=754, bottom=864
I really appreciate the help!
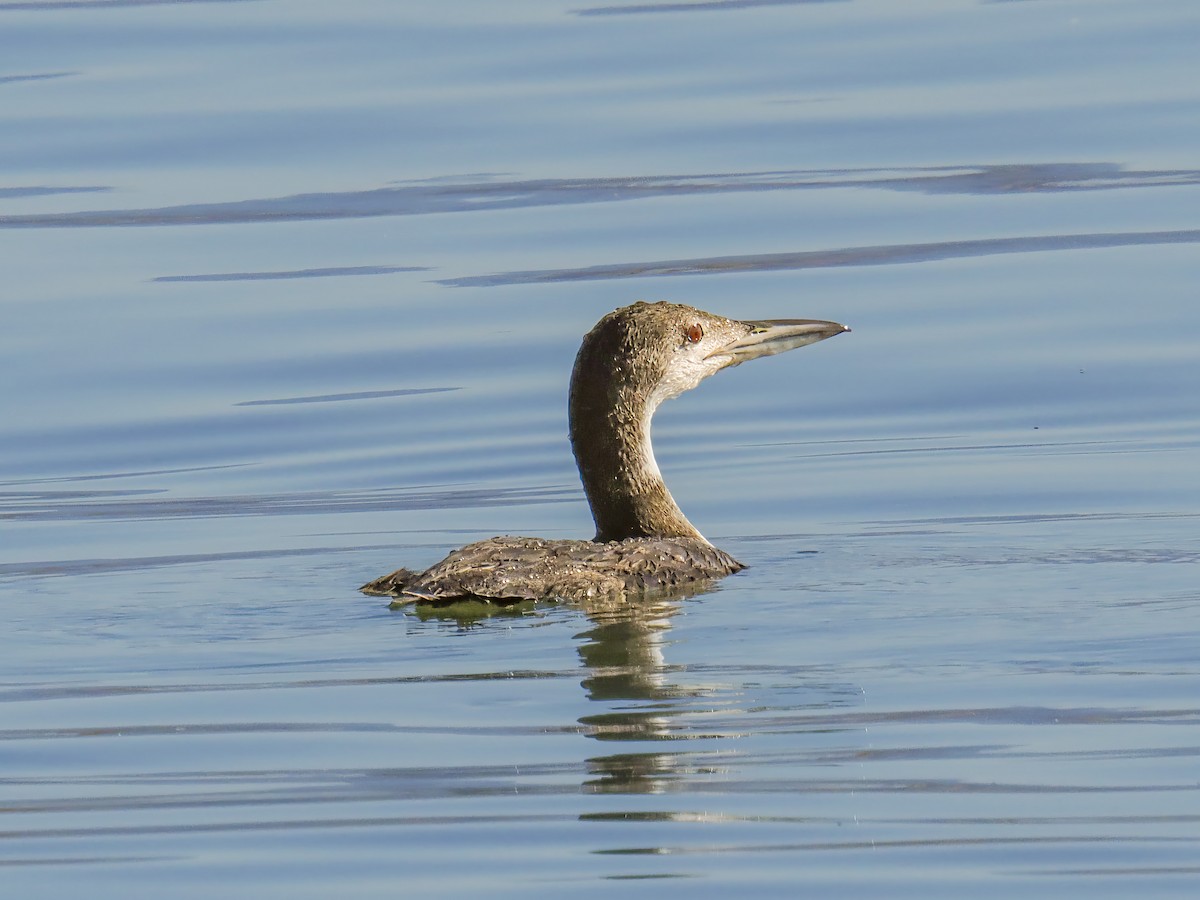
left=569, top=346, right=706, bottom=545
left=577, top=397, right=705, bottom=543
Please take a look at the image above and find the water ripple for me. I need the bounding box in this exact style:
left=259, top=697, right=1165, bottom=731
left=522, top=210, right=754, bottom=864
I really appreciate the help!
left=0, top=484, right=577, bottom=525
left=153, top=265, right=427, bottom=283
left=576, top=0, right=843, bottom=15
left=440, top=229, right=1200, bottom=286
left=0, top=0, right=257, bottom=10
left=235, top=387, right=458, bottom=407
left=1, top=164, right=1194, bottom=228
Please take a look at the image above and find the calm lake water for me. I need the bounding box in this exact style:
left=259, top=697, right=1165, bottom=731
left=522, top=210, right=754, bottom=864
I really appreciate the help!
left=3, top=1, right=1199, bottom=896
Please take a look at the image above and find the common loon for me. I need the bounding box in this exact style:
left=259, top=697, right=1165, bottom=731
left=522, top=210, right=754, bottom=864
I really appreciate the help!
left=362, top=300, right=848, bottom=606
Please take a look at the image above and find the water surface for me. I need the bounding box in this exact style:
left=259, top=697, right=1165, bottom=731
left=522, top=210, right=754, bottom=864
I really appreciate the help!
left=2, top=1, right=1199, bottom=896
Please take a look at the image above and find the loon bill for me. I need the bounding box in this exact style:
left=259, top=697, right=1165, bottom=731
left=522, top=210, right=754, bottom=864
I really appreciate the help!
left=362, top=300, right=848, bottom=606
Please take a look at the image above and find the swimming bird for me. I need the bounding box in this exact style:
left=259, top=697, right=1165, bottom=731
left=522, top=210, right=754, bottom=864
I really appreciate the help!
left=362, top=300, right=847, bottom=606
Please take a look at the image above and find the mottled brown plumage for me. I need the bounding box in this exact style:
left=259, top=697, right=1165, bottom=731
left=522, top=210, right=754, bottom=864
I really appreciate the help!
left=360, top=535, right=743, bottom=604
left=362, top=301, right=847, bottom=607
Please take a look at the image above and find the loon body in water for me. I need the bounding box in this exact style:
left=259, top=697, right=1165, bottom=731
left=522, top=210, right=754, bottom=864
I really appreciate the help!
left=362, top=301, right=847, bottom=606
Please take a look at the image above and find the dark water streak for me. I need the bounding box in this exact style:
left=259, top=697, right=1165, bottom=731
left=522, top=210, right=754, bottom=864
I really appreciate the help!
left=2, top=164, right=1193, bottom=229
left=153, top=265, right=427, bottom=283
left=0, top=483, right=577, bottom=525
left=235, top=387, right=457, bottom=406
left=0, top=184, right=105, bottom=198
left=0, top=72, right=76, bottom=84
left=576, top=0, right=845, bottom=16
left=440, top=229, right=1200, bottom=286
left=0, top=0, right=257, bottom=11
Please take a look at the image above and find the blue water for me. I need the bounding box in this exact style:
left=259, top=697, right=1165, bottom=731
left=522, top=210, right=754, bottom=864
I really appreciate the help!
left=3, top=1, right=1199, bottom=896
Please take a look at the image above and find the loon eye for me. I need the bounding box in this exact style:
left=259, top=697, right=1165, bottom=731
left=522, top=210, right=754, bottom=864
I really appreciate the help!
left=685, top=323, right=704, bottom=344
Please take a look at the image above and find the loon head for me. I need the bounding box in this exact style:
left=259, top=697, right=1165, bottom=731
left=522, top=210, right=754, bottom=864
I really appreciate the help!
left=572, top=300, right=848, bottom=419
left=569, top=300, right=849, bottom=543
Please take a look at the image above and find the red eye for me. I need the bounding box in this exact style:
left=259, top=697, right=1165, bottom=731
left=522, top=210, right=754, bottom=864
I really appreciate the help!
left=685, top=323, right=704, bottom=344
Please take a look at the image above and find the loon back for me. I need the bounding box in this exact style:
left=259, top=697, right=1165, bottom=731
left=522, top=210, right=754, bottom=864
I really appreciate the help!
left=360, top=535, right=743, bottom=607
